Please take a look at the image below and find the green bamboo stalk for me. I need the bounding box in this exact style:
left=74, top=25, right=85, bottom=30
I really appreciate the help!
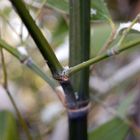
left=68, top=38, right=140, bottom=75
left=69, top=0, right=90, bottom=101
left=69, top=0, right=90, bottom=140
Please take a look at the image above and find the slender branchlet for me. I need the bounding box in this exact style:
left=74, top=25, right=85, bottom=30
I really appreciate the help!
left=115, top=13, right=140, bottom=48
left=68, top=38, right=140, bottom=75
left=0, top=48, right=33, bottom=140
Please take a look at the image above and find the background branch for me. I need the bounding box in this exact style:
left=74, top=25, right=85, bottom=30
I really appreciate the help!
left=0, top=48, right=33, bottom=140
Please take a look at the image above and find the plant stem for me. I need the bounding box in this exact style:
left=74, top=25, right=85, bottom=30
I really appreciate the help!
left=0, top=39, right=57, bottom=89
left=0, top=39, right=70, bottom=106
left=69, top=0, right=90, bottom=108
left=9, top=0, right=77, bottom=108
left=0, top=49, right=33, bottom=140
left=68, top=114, right=88, bottom=140
left=69, top=0, right=90, bottom=140
left=9, top=0, right=63, bottom=75
left=116, top=13, right=140, bottom=48
left=68, top=38, right=140, bottom=75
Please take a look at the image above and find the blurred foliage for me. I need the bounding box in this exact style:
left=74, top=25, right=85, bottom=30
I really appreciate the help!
left=89, top=118, right=129, bottom=140
left=90, top=23, right=111, bottom=57
left=91, top=0, right=111, bottom=21
left=0, top=111, right=19, bottom=140
left=47, top=0, right=69, bottom=13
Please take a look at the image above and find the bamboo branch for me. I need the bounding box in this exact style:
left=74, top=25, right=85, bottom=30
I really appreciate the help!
left=0, top=39, right=57, bottom=89
left=9, top=0, right=77, bottom=108
left=9, top=0, right=63, bottom=75
left=0, top=39, right=68, bottom=106
left=115, top=13, right=140, bottom=48
left=68, top=38, right=140, bottom=75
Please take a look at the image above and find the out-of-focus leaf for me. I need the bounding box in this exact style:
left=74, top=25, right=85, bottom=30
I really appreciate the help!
left=90, top=24, right=111, bottom=57
left=0, top=111, right=19, bottom=140
left=90, top=23, right=140, bottom=57
left=47, top=0, right=69, bottom=13
left=52, top=17, right=68, bottom=47
left=0, top=7, right=12, bottom=17
left=91, top=0, right=111, bottom=21
left=117, top=93, right=136, bottom=118
left=89, top=118, right=129, bottom=140
left=46, top=0, right=111, bottom=22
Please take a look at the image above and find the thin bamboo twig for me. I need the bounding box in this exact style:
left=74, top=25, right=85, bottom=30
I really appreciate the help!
left=0, top=48, right=33, bottom=140
left=115, top=13, right=140, bottom=48
left=68, top=38, right=140, bottom=75
left=0, top=39, right=57, bottom=89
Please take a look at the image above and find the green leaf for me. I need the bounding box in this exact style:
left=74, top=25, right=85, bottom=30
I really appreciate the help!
left=0, top=111, right=19, bottom=140
left=117, top=93, right=136, bottom=118
left=52, top=17, right=68, bottom=47
left=91, top=0, right=111, bottom=21
left=46, top=0, right=111, bottom=21
left=90, top=24, right=112, bottom=56
left=47, top=0, right=69, bottom=13
left=89, top=118, right=129, bottom=140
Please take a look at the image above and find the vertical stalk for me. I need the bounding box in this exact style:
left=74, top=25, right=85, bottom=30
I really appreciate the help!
left=69, top=0, right=90, bottom=140
left=69, top=0, right=90, bottom=102
left=69, top=114, right=88, bottom=140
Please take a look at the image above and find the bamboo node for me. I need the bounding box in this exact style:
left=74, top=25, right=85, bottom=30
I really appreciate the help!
left=54, top=67, right=69, bottom=82
left=107, top=47, right=119, bottom=56
left=68, top=102, right=91, bottom=119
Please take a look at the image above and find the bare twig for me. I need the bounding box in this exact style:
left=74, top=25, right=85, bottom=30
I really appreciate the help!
left=90, top=57, right=140, bottom=94
left=0, top=48, right=33, bottom=140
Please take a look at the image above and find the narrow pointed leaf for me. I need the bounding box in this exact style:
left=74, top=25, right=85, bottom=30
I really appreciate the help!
left=91, top=0, right=111, bottom=21
left=89, top=118, right=129, bottom=140
left=47, top=0, right=69, bottom=13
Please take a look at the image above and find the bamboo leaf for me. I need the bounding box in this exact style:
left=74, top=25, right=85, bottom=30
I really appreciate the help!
left=89, top=118, right=129, bottom=140
left=90, top=24, right=111, bottom=56
left=47, top=0, right=69, bottom=13
left=0, top=111, right=19, bottom=140
left=52, top=17, right=68, bottom=47
left=91, top=0, right=111, bottom=21
left=117, top=93, right=137, bottom=118
left=46, top=0, right=111, bottom=21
